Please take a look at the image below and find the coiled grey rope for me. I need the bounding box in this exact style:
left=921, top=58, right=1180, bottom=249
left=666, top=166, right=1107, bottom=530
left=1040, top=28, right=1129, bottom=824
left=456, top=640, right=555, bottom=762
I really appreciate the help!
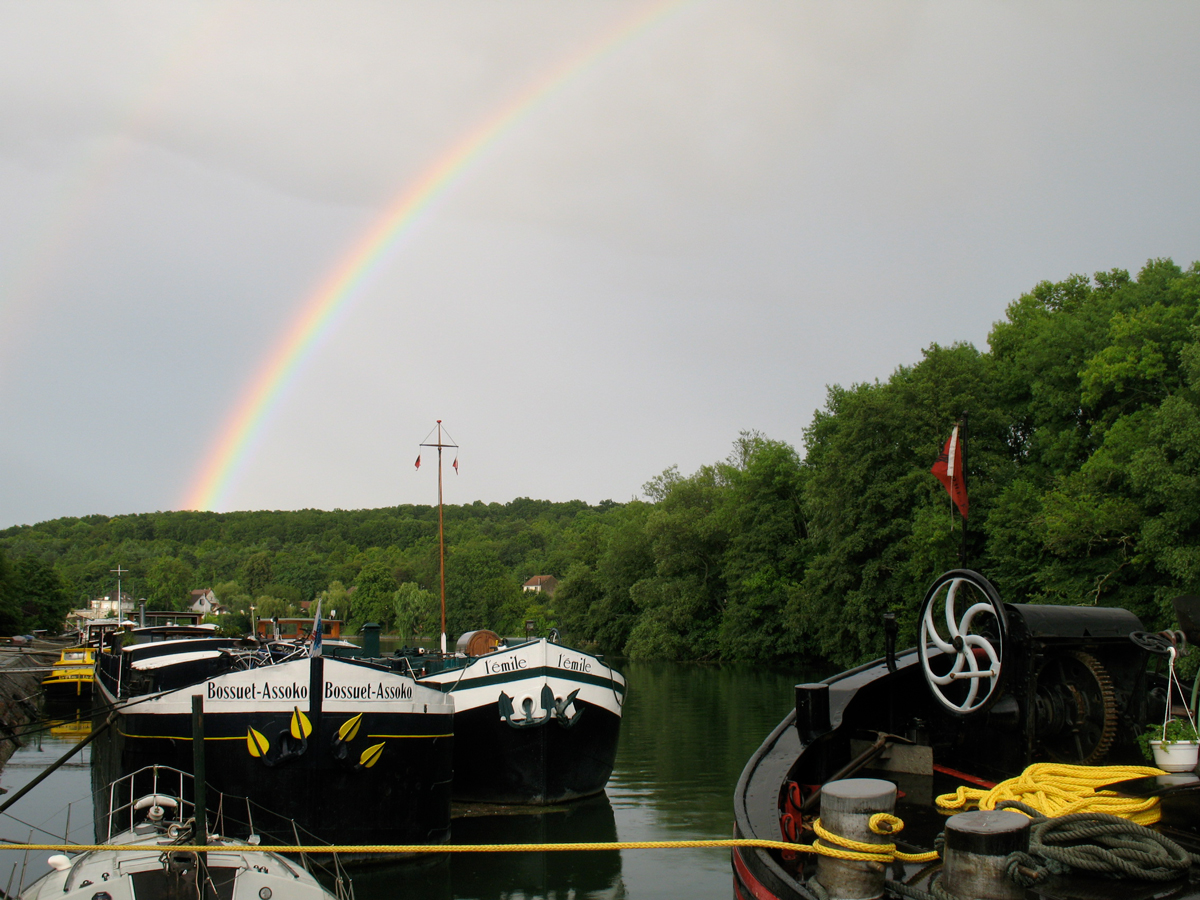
left=996, top=801, right=1199, bottom=883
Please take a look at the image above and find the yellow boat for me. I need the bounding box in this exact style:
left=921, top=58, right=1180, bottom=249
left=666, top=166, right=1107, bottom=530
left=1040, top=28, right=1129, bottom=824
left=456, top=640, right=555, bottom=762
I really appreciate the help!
left=41, top=646, right=94, bottom=702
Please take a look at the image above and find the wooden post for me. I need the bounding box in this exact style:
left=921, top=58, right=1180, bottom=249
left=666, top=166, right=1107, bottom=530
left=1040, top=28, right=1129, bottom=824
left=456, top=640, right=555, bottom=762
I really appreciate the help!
left=191, top=695, right=208, bottom=873
left=420, top=420, right=458, bottom=656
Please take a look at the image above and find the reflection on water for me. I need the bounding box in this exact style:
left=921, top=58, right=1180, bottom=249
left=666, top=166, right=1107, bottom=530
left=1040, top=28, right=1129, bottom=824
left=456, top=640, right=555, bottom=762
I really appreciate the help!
left=46, top=709, right=93, bottom=744
left=0, top=661, right=808, bottom=898
left=606, top=661, right=806, bottom=900
left=0, top=712, right=97, bottom=895
left=350, top=795, right=622, bottom=899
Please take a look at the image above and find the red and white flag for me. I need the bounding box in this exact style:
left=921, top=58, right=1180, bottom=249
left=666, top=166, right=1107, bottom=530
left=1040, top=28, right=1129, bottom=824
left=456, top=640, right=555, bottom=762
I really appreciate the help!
left=414, top=455, right=421, bottom=470
left=931, top=425, right=968, bottom=519
left=452, top=456, right=459, bottom=474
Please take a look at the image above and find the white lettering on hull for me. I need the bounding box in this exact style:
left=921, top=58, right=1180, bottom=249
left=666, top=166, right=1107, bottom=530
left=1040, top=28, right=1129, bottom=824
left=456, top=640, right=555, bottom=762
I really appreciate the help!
left=206, top=681, right=309, bottom=701
left=204, top=679, right=414, bottom=703
left=324, top=682, right=413, bottom=701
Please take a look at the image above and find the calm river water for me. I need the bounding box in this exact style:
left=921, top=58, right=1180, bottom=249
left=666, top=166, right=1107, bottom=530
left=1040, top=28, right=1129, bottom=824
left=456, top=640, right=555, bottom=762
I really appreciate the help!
left=0, top=661, right=806, bottom=898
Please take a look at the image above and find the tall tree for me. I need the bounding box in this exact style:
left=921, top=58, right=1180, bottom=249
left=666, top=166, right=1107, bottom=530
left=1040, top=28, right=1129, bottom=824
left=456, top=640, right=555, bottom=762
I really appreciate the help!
left=240, top=552, right=274, bottom=596
left=0, top=551, right=25, bottom=634
left=352, top=562, right=399, bottom=631
left=393, top=582, right=437, bottom=641
left=12, top=556, right=72, bottom=632
left=625, top=464, right=730, bottom=660
left=444, top=544, right=523, bottom=636
left=718, top=433, right=808, bottom=661
left=144, top=557, right=196, bottom=610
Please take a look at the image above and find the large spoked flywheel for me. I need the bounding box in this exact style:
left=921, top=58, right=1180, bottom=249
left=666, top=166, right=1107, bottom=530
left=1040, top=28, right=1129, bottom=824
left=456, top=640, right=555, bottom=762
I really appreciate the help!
left=918, top=570, right=1007, bottom=715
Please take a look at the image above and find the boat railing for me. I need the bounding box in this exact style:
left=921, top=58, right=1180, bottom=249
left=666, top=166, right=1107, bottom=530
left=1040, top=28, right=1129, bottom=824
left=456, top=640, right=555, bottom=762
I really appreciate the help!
left=217, top=641, right=315, bottom=670
left=106, top=765, right=196, bottom=841
left=105, top=765, right=354, bottom=897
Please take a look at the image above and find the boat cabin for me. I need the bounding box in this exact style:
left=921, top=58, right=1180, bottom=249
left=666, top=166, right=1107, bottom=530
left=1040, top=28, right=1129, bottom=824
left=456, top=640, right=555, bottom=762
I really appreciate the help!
left=82, top=618, right=123, bottom=648
left=56, top=647, right=94, bottom=665
left=255, top=617, right=342, bottom=641
left=138, top=609, right=203, bottom=628
left=128, top=624, right=217, bottom=643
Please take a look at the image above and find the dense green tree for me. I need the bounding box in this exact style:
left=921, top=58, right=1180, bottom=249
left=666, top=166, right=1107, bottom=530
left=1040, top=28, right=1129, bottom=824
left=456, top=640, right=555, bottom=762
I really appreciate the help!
left=0, top=551, right=20, bottom=634
left=213, top=580, right=251, bottom=614
left=393, top=582, right=437, bottom=641
left=144, top=556, right=196, bottom=610
left=718, top=434, right=808, bottom=660
left=252, top=595, right=296, bottom=621
left=260, top=582, right=303, bottom=605
left=554, top=558, right=603, bottom=641
left=984, top=259, right=1200, bottom=622
left=317, top=581, right=353, bottom=623
left=444, top=544, right=523, bottom=636
left=240, top=552, right=273, bottom=595
left=521, top=600, right=558, bottom=636
left=12, top=556, right=73, bottom=632
left=624, top=463, right=730, bottom=659
left=581, top=502, right=654, bottom=652
left=352, top=561, right=399, bottom=631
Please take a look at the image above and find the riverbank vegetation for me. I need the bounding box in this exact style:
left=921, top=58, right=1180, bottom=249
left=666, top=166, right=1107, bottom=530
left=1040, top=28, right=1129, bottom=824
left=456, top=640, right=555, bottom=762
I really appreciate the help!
left=3, top=258, right=1199, bottom=667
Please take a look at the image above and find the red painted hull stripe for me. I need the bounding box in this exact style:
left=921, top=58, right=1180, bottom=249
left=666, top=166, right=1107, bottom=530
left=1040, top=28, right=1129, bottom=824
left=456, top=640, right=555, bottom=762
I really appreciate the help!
left=732, top=847, right=783, bottom=900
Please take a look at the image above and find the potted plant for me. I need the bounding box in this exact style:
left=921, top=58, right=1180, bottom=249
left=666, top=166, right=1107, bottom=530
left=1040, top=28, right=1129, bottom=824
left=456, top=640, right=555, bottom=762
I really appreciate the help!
left=1138, top=718, right=1200, bottom=772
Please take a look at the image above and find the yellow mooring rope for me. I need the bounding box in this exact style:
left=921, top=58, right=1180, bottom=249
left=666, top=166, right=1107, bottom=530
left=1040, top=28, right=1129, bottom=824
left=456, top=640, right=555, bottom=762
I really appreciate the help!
left=0, top=839, right=803, bottom=855
left=935, top=763, right=1167, bottom=826
left=0, top=816, right=936, bottom=863
left=6, top=765, right=1167, bottom=860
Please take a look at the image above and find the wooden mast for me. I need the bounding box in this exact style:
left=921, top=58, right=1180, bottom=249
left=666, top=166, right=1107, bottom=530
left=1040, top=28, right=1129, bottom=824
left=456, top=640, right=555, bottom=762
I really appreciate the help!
left=420, top=420, right=458, bottom=654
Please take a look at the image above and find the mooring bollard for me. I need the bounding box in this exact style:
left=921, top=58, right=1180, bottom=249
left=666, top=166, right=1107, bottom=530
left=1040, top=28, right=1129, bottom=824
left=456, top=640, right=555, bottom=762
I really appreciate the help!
left=813, top=778, right=896, bottom=900
left=940, top=810, right=1029, bottom=900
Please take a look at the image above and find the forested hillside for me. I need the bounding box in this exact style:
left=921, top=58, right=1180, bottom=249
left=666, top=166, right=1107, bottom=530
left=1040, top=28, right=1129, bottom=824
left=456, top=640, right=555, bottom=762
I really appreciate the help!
left=3, top=258, right=1198, bottom=668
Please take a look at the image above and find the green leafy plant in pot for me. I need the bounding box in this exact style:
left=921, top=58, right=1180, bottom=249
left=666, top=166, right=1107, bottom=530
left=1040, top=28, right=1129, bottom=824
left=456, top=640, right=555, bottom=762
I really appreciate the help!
left=1138, top=718, right=1200, bottom=772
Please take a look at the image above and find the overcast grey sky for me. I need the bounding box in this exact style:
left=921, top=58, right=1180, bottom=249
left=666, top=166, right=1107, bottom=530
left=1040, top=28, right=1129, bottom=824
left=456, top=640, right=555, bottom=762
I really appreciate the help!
left=1, top=1, right=1198, bottom=529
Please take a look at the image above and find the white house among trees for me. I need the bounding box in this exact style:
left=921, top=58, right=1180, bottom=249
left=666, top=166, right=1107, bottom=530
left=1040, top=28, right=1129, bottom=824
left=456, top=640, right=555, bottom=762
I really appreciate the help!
left=189, top=588, right=225, bottom=615
left=522, top=575, right=558, bottom=598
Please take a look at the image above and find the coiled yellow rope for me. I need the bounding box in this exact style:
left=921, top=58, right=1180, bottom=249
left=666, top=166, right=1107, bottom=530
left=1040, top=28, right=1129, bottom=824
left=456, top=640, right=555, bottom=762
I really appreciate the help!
left=792, top=814, right=939, bottom=864
left=935, top=763, right=1166, bottom=826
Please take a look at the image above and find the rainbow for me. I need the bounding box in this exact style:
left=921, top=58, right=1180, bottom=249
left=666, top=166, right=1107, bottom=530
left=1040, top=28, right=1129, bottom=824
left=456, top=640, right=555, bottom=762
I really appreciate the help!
left=182, top=0, right=691, bottom=512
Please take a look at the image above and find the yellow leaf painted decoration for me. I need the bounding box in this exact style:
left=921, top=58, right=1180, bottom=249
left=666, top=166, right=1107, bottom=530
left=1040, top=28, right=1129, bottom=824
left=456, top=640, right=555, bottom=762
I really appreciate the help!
left=246, top=727, right=270, bottom=758
left=337, top=713, right=362, bottom=743
left=359, top=742, right=385, bottom=769
left=290, top=707, right=313, bottom=740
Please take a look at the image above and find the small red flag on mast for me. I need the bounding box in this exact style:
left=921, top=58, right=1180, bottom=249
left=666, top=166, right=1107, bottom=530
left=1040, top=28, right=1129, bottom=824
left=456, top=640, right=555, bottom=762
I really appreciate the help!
left=414, top=455, right=421, bottom=470
left=931, top=425, right=968, bottom=519
left=453, top=456, right=459, bottom=474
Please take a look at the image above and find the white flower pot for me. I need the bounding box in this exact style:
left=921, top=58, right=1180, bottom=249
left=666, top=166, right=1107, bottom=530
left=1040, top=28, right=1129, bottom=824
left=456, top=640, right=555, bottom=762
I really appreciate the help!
left=1150, top=739, right=1200, bottom=773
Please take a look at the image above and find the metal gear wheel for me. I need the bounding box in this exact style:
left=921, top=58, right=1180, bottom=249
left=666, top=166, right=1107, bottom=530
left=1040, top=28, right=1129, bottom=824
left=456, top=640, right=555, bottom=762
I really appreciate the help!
left=1037, top=649, right=1118, bottom=766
